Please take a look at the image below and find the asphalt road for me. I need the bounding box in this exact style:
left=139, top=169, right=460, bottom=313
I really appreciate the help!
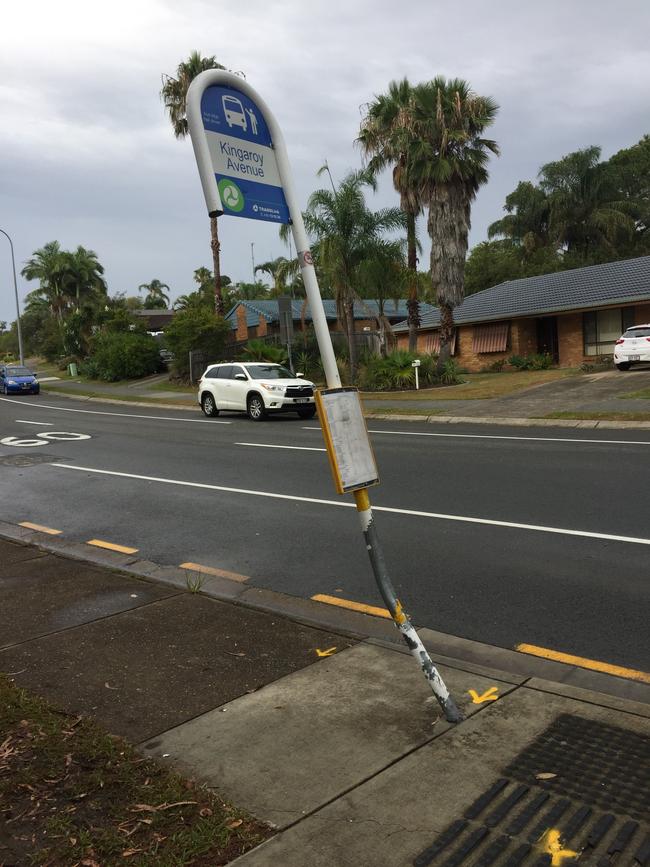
left=1, top=392, right=649, bottom=672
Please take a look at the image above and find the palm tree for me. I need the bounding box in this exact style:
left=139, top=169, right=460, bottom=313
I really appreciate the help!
left=22, top=242, right=107, bottom=321
left=21, top=241, right=67, bottom=322
left=539, top=146, right=637, bottom=260
left=138, top=278, right=170, bottom=309
left=488, top=181, right=551, bottom=252
left=358, top=78, right=423, bottom=351
left=254, top=256, right=293, bottom=296
left=161, top=51, right=229, bottom=315
left=408, top=77, right=499, bottom=371
left=304, top=168, right=406, bottom=380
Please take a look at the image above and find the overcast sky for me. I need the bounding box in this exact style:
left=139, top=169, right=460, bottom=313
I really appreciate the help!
left=1, top=0, right=649, bottom=323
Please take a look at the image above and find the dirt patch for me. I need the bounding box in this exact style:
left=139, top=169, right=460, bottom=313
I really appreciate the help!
left=0, top=674, right=271, bottom=865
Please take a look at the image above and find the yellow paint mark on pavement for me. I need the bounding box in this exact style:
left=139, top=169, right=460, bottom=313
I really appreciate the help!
left=516, top=643, right=650, bottom=684
left=311, top=594, right=391, bottom=619
left=469, top=686, right=499, bottom=704
left=538, top=829, right=578, bottom=866
left=179, top=562, right=249, bottom=583
left=316, top=647, right=337, bottom=658
left=19, top=522, right=61, bottom=535
left=87, top=539, right=138, bottom=555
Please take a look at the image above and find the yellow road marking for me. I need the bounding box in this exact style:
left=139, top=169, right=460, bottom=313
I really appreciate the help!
left=516, top=643, right=650, bottom=684
left=469, top=686, right=499, bottom=704
left=87, top=539, right=138, bottom=555
left=179, top=562, right=249, bottom=583
left=538, top=829, right=578, bottom=866
left=316, top=647, right=337, bottom=658
left=311, top=593, right=391, bottom=619
left=19, top=522, right=62, bottom=535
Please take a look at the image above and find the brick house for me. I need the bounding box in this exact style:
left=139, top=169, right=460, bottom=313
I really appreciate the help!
left=225, top=299, right=434, bottom=343
left=393, top=256, right=650, bottom=371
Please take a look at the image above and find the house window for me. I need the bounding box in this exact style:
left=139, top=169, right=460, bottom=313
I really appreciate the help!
left=425, top=330, right=457, bottom=355
left=472, top=322, right=510, bottom=353
left=583, top=308, right=635, bottom=356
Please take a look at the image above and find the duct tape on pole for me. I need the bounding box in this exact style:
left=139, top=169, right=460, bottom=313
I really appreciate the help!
left=185, top=70, right=462, bottom=724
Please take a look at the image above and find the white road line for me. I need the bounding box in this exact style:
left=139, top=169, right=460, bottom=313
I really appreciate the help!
left=16, top=419, right=54, bottom=425
left=302, top=426, right=650, bottom=447
left=52, top=463, right=650, bottom=547
left=0, top=397, right=230, bottom=424
left=236, top=442, right=326, bottom=452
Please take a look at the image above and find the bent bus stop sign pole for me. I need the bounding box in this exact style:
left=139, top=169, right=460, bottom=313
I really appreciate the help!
left=186, top=70, right=462, bottom=723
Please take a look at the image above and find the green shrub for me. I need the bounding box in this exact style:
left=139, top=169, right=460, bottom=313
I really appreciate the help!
left=242, top=339, right=288, bottom=364
left=481, top=358, right=506, bottom=373
left=164, top=308, right=230, bottom=378
left=85, top=331, right=161, bottom=381
left=508, top=353, right=553, bottom=371
left=440, top=359, right=462, bottom=385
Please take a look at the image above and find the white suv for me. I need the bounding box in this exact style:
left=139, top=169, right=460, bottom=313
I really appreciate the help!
left=198, top=362, right=316, bottom=421
left=613, top=324, right=650, bottom=371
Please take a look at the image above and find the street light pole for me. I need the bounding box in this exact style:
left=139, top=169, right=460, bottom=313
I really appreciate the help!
left=251, top=242, right=256, bottom=284
left=0, top=228, right=24, bottom=366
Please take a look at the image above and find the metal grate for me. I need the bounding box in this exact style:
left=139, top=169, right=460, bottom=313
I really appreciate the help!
left=414, top=714, right=650, bottom=867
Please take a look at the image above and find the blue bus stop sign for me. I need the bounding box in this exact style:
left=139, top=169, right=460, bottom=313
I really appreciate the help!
left=198, top=85, right=290, bottom=223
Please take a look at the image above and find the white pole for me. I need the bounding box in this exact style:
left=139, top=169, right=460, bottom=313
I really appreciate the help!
left=415, top=366, right=419, bottom=390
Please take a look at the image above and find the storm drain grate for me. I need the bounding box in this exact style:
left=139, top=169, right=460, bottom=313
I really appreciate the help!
left=0, top=453, right=59, bottom=467
left=414, top=714, right=650, bottom=867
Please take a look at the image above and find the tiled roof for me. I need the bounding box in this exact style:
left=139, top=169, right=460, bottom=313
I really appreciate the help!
left=225, top=298, right=433, bottom=330
left=393, top=255, right=650, bottom=332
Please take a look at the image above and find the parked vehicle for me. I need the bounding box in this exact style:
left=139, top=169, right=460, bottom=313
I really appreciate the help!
left=0, top=365, right=40, bottom=395
left=613, top=324, right=650, bottom=370
left=198, top=362, right=316, bottom=421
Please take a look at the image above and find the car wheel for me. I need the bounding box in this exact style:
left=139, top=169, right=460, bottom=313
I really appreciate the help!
left=615, top=362, right=631, bottom=371
left=247, top=393, right=267, bottom=421
left=201, top=393, right=219, bottom=416
left=297, top=405, right=316, bottom=419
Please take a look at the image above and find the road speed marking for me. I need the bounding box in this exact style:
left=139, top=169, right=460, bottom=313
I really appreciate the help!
left=0, top=430, right=91, bottom=447
left=1, top=436, right=49, bottom=447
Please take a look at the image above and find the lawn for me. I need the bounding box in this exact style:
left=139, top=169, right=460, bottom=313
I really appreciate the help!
left=0, top=674, right=270, bottom=865
left=620, top=387, right=650, bottom=399
left=362, top=369, right=576, bottom=401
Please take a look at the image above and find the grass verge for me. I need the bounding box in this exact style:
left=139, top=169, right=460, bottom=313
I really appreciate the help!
left=364, top=407, right=444, bottom=417
left=541, top=410, right=650, bottom=422
left=0, top=674, right=271, bottom=865
left=42, top=385, right=195, bottom=407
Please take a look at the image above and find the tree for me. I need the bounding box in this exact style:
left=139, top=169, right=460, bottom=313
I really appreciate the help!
left=163, top=306, right=230, bottom=378
left=303, top=168, right=406, bottom=379
left=138, top=278, right=170, bottom=309
left=539, top=146, right=638, bottom=261
left=410, top=77, right=499, bottom=371
left=359, top=78, right=423, bottom=351
left=161, top=51, right=230, bottom=315
left=254, top=257, right=293, bottom=296
left=488, top=181, right=550, bottom=252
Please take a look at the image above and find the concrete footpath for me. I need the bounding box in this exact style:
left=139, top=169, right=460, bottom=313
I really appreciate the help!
left=1, top=527, right=649, bottom=866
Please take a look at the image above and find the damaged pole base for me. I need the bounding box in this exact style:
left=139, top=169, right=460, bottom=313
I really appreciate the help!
left=397, top=619, right=464, bottom=724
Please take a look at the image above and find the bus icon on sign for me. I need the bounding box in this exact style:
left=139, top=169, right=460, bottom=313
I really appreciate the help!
left=222, top=95, right=247, bottom=131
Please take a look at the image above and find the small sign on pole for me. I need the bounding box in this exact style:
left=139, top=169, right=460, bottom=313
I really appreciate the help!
left=412, top=358, right=421, bottom=390
left=315, top=388, right=379, bottom=494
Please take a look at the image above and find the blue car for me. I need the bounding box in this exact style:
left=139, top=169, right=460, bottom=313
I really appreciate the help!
left=0, top=365, right=40, bottom=395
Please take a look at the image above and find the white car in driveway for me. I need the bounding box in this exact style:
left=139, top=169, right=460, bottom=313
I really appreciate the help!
left=198, top=361, right=317, bottom=421
left=613, top=324, right=650, bottom=370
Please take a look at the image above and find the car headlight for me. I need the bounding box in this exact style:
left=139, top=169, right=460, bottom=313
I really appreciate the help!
left=260, top=382, right=284, bottom=393
left=7, top=379, right=16, bottom=385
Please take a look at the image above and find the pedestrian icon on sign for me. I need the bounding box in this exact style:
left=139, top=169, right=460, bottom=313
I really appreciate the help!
left=246, top=108, right=259, bottom=136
